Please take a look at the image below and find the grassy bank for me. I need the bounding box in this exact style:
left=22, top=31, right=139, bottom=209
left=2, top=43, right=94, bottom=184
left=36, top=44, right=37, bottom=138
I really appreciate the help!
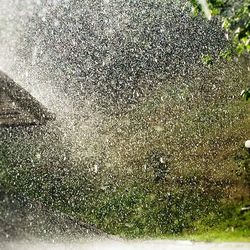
left=107, top=199, right=250, bottom=242
left=185, top=201, right=250, bottom=242
left=157, top=200, right=250, bottom=242
left=183, top=230, right=250, bottom=243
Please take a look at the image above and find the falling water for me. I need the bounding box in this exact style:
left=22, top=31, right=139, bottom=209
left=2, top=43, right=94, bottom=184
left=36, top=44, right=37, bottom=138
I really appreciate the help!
left=0, top=0, right=232, bottom=161
left=1, top=0, right=250, bottom=248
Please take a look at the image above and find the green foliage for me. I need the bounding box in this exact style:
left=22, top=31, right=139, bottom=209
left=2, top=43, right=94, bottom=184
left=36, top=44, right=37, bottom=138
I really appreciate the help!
left=185, top=199, right=250, bottom=241
left=241, top=88, right=250, bottom=101
left=234, top=146, right=250, bottom=187
left=0, top=138, right=223, bottom=238
left=219, top=48, right=233, bottom=60
left=201, top=54, right=213, bottom=65
left=85, top=182, right=219, bottom=237
left=228, top=2, right=250, bottom=55
left=190, top=0, right=250, bottom=55
left=190, top=0, right=203, bottom=16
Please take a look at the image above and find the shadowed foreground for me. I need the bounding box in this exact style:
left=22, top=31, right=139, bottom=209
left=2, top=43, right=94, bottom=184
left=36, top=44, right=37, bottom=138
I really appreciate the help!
left=1, top=239, right=250, bottom=250
left=0, top=202, right=107, bottom=241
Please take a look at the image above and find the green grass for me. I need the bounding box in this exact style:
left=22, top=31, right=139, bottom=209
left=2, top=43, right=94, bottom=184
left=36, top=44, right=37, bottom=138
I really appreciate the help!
left=161, top=200, right=250, bottom=242
left=125, top=228, right=250, bottom=242
left=127, top=200, right=250, bottom=242
left=182, top=229, right=250, bottom=242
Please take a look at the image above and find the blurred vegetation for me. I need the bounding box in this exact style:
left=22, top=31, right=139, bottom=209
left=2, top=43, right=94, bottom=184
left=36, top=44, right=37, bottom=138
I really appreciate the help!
left=182, top=200, right=250, bottom=242
left=190, top=1, right=250, bottom=97
left=241, top=88, right=250, bottom=101
left=190, top=0, right=250, bottom=55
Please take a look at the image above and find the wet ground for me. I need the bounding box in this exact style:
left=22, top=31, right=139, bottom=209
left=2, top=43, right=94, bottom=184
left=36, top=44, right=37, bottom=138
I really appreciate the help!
left=1, top=239, right=250, bottom=250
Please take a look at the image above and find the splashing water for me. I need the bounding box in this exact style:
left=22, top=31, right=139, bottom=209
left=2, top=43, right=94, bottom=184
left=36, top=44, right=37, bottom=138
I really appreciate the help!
left=1, top=0, right=250, bottom=244
left=0, top=0, right=227, bottom=162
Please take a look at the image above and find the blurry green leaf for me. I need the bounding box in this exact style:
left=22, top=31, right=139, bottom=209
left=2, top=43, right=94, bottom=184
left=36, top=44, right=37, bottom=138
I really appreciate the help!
left=219, top=48, right=233, bottom=60
left=189, top=0, right=250, bottom=55
left=201, top=54, right=213, bottom=65
left=240, top=88, right=250, bottom=101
